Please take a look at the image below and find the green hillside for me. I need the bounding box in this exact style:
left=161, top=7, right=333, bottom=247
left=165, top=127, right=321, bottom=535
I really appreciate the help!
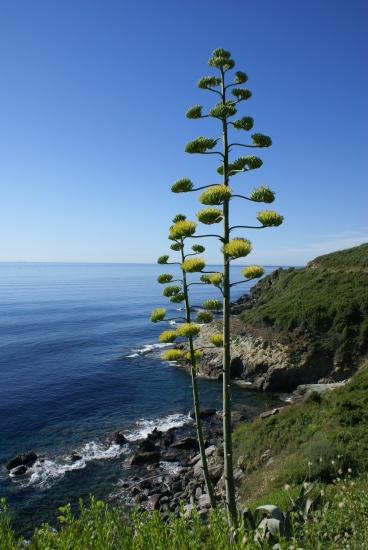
left=242, top=243, right=368, bottom=376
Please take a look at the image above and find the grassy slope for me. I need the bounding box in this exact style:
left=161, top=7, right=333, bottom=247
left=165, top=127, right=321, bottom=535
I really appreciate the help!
left=233, top=362, right=368, bottom=504
left=242, top=243, right=368, bottom=371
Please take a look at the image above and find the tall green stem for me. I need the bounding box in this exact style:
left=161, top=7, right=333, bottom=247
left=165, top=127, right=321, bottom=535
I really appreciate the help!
left=220, top=69, right=237, bottom=522
left=181, top=246, right=216, bottom=508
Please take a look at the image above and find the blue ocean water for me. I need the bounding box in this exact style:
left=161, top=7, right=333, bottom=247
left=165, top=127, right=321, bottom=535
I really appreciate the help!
left=0, top=262, right=280, bottom=533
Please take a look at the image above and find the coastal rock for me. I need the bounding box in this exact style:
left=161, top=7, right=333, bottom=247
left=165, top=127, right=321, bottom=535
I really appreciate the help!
left=113, top=431, right=128, bottom=445
left=138, top=439, right=159, bottom=453
left=6, top=451, right=37, bottom=471
left=70, top=452, right=82, bottom=462
left=260, top=408, right=280, bottom=419
left=171, top=437, right=198, bottom=450
left=129, top=451, right=161, bottom=465
left=189, top=408, right=216, bottom=420
left=10, top=465, right=28, bottom=476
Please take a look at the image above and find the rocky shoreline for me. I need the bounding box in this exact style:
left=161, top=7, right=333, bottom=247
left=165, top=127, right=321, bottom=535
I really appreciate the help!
left=5, top=403, right=258, bottom=517
left=110, top=406, right=249, bottom=517
left=6, top=378, right=347, bottom=518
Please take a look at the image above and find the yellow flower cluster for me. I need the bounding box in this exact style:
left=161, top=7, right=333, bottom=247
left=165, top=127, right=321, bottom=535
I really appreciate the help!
left=223, top=238, right=252, bottom=260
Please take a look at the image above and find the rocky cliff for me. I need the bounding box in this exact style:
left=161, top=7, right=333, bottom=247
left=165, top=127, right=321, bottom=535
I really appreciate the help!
left=192, top=243, right=368, bottom=391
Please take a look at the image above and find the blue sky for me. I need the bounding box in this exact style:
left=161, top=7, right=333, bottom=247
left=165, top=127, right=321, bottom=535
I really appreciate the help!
left=0, top=0, right=366, bottom=265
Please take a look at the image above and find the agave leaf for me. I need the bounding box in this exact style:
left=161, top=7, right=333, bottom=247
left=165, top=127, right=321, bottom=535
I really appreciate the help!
left=255, top=505, right=284, bottom=523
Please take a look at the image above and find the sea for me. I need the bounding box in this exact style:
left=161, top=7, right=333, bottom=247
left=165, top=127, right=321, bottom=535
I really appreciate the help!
left=0, top=262, right=282, bottom=534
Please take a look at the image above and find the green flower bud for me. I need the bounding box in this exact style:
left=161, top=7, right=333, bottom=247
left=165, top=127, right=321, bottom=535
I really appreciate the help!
left=157, top=274, right=174, bottom=284
left=197, top=76, right=221, bottom=89
left=176, top=323, right=201, bottom=337
left=251, top=133, right=272, bottom=147
left=209, top=101, right=237, bottom=119
left=210, top=333, right=224, bottom=347
left=197, top=207, right=223, bottom=225
left=157, top=255, right=169, bottom=264
left=169, top=220, right=196, bottom=239
left=170, top=242, right=183, bottom=251
left=170, top=293, right=185, bottom=303
left=150, top=308, right=166, bottom=322
left=249, top=186, right=275, bottom=203
left=196, top=311, right=213, bottom=323
left=181, top=257, right=206, bottom=273
left=209, top=55, right=235, bottom=71
left=234, top=71, right=248, bottom=84
left=185, top=136, right=217, bottom=154
left=186, top=105, right=203, bottom=119
left=163, top=285, right=182, bottom=298
left=218, top=156, right=263, bottom=176
left=185, top=349, right=203, bottom=362
left=257, top=210, right=284, bottom=227
left=231, top=88, right=252, bottom=101
left=159, top=330, right=178, bottom=343
left=192, top=244, right=205, bottom=253
left=162, top=349, right=183, bottom=362
left=171, top=178, right=194, bottom=193
left=241, top=265, right=265, bottom=280
left=233, top=117, right=254, bottom=131
left=202, top=299, right=222, bottom=311
left=199, top=185, right=232, bottom=205
left=223, top=238, right=252, bottom=260
left=172, top=214, right=187, bottom=223
left=212, top=48, right=231, bottom=59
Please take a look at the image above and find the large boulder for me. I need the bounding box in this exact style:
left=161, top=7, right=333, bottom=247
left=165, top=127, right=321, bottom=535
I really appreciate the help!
left=138, top=439, right=159, bottom=453
left=113, top=431, right=128, bottom=445
left=189, top=408, right=216, bottom=420
left=129, top=451, right=161, bottom=465
left=171, top=437, right=198, bottom=450
left=7, top=452, right=37, bottom=471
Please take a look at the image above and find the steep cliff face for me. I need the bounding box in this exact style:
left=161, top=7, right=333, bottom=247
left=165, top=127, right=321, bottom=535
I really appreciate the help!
left=193, top=244, right=368, bottom=391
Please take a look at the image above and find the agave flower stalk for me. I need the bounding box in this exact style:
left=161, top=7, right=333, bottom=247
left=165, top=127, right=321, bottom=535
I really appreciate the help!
left=176, top=48, right=284, bottom=523
left=152, top=218, right=216, bottom=509
left=177, top=237, right=217, bottom=509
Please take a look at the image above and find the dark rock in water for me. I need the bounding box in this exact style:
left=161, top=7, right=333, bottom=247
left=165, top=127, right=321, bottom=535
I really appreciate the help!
left=138, top=439, right=159, bottom=453
left=113, top=431, right=128, bottom=445
left=7, top=452, right=37, bottom=471
left=189, top=408, right=216, bottom=419
left=129, top=451, right=161, bottom=465
left=171, top=437, right=198, bottom=450
left=71, top=452, right=82, bottom=462
left=11, top=465, right=28, bottom=476
left=146, top=428, right=163, bottom=441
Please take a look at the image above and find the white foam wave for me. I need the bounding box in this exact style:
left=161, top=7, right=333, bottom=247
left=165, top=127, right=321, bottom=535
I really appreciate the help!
left=125, top=413, right=191, bottom=442
left=13, top=441, right=126, bottom=489
left=126, top=342, right=172, bottom=358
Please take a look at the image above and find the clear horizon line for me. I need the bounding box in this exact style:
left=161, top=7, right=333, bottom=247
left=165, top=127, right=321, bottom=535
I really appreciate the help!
left=0, top=260, right=301, bottom=267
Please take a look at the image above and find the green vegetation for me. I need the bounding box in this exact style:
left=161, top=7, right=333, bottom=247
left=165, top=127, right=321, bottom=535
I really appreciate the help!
left=234, top=364, right=368, bottom=501
left=242, top=243, right=368, bottom=369
left=2, top=476, right=368, bottom=548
